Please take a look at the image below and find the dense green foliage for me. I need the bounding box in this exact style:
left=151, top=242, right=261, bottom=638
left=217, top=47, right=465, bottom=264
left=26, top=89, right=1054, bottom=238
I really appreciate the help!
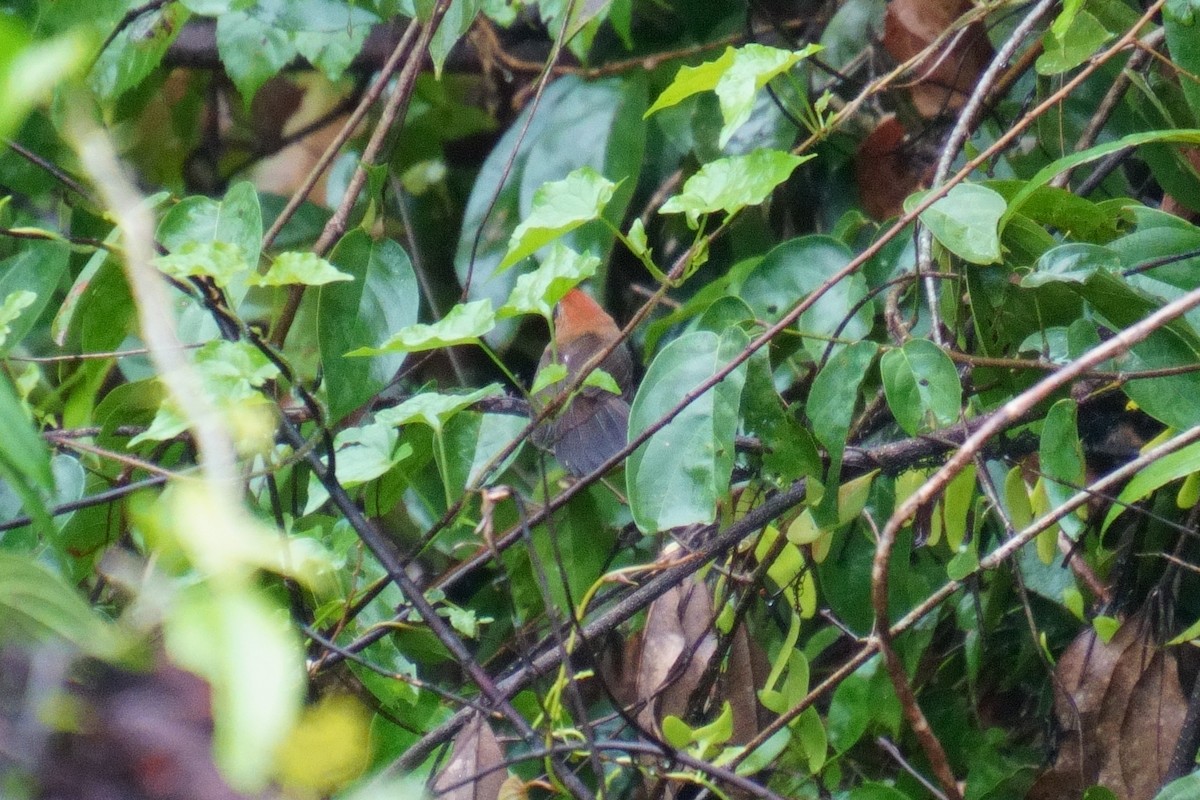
left=4, top=0, right=1200, bottom=798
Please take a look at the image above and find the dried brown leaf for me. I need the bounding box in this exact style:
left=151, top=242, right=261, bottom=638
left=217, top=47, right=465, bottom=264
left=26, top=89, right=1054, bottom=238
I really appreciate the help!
left=1031, top=613, right=1187, bottom=800
left=633, top=578, right=718, bottom=733
left=882, top=0, right=993, bottom=118
left=432, top=712, right=506, bottom=800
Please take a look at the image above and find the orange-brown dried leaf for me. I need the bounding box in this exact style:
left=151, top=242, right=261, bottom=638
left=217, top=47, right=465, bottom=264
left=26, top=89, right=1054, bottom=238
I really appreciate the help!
left=882, top=0, right=994, bottom=118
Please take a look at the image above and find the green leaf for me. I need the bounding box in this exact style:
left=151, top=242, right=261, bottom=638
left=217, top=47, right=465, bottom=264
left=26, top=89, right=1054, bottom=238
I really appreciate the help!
left=154, top=241, right=251, bottom=287
left=454, top=76, right=645, bottom=347
left=0, top=552, right=125, bottom=657
left=0, top=291, right=37, bottom=350
left=1104, top=438, right=1200, bottom=532
left=1166, top=0, right=1200, bottom=124
left=498, top=243, right=599, bottom=319
left=880, top=339, right=962, bottom=435
left=349, top=299, right=496, bottom=356
left=1040, top=399, right=1087, bottom=539
left=0, top=372, right=52, bottom=494
left=662, top=715, right=694, bottom=749
left=304, top=422, right=413, bottom=514
left=158, top=182, right=264, bottom=272
left=1151, top=775, right=1200, bottom=800
left=908, top=183, right=1006, bottom=264
left=497, top=167, right=618, bottom=271
left=216, top=0, right=378, bottom=103
left=627, top=328, right=749, bottom=533
left=1021, top=243, right=1123, bottom=287
left=1002, top=130, right=1200, bottom=227
left=741, top=235, right=872, bottom=360
left=321, top=232, right=419, bottom=423
left=1037, top=10, right=1113, bottom=75
left=645, top=44, right=823, bottom=148
left=89, top=3, right=188, bottom=102
left=807, top=341, right=879, bottom=520
left=660, top=149, right=813, bottom=228
left=0, top=237, right=68, bottom=357
left=248, top=251, right=353, bottom=287
left=734, top=728, right=791, bottom=776
left=583, top=368, right=622, bottom=395
left=130, top=341, right=280, bottom=447
left=530, top=362, right=568, bottom=395
left=427, top=0, right=480, bottom=75
left=375, top=384, right=503, bottom=434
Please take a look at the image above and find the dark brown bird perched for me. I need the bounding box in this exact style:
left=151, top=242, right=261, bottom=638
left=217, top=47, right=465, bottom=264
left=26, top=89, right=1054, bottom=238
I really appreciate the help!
left=531, top=288, right=634, bottom=477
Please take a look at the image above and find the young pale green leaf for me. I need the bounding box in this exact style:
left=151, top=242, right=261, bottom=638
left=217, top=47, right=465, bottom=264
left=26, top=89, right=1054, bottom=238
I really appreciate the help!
left=154, top=241, right=251, bottom=287
left=0, top=290, right=37, bottom=350
left=1037, top=10, right=1113, bottom=75
left=582, top=368, right=622, bottom=395
left=660, top=149, right=813, bottom=228
left=304, top=423, right=414, bottom=514
left=909, top=183, right=1006, bottom=264
left=880, top=339, right=962, bottom=435
left=196, top=340, right=281, bottom=394
left=626, top=217, right=650, bottom=258
left=349, top=299, right=496, bottom=356
left=498, top=244, right=599, bottom=319
left=130, top=341, right=280, bottom=448
left=157, top=182, right=264, bottom=269
left=376, top=384, right=503, bottom=433
left=644, top=47, right=737, bottom=117
left=530, top=362, right=568, bottom=395
left=497, top=167, right=618, bottom=271
left=1040, top=399, right=1087, bottom=539
left=645, top=43, right=821, bottom=147
left=627, top=327, right=749, bottom=533
left=249, top=252, right=353, bottom=287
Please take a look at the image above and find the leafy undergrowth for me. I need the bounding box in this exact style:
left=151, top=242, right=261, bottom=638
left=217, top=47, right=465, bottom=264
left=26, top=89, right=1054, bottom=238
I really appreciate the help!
left=3, top=1, right=1200, bottom=799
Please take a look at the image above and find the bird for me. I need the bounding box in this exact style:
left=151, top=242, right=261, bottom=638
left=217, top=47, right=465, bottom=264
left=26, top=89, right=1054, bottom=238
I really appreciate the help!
left=530, top=288, right=634, bottom=477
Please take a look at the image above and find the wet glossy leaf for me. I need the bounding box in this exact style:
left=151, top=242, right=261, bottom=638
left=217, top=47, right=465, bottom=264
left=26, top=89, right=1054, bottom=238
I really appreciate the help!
left=880, top=338, right=962, bottom=435
left=628, top=328, right=749, bottom=532
left=909, top=183, right=1006, bottom=264
left=321, top=232, right=419, bottom=423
